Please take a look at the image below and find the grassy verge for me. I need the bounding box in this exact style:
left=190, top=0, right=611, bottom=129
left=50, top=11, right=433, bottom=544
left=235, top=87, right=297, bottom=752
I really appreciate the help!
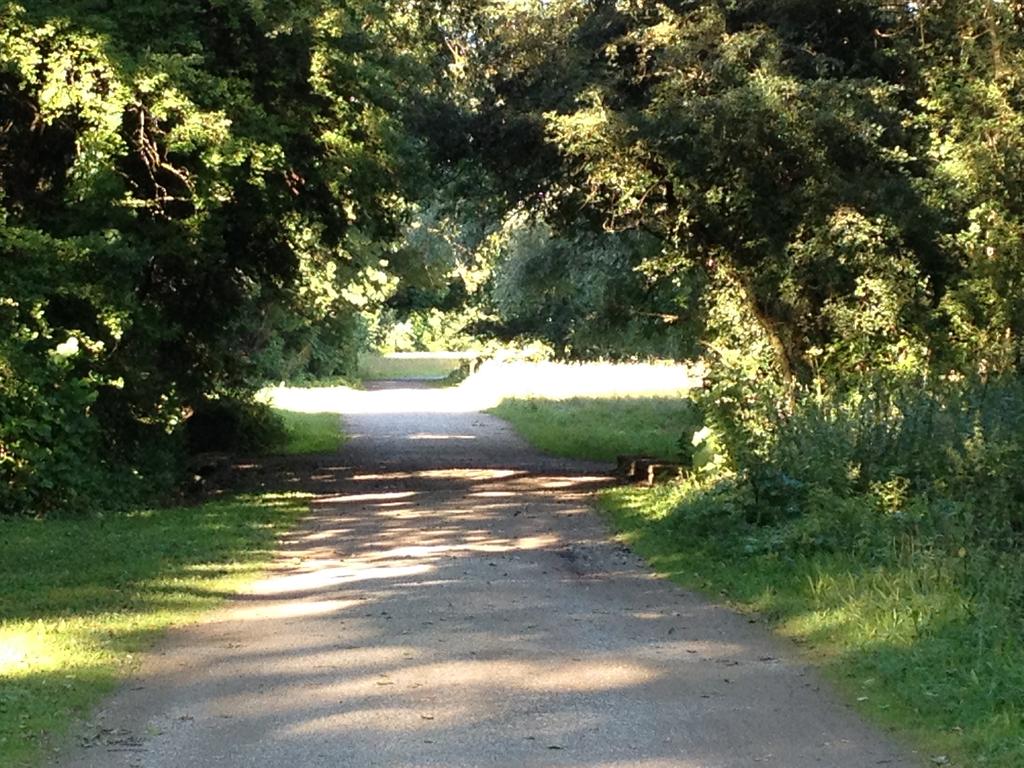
left=357, top=352, right=470, bottom=380
left=0, top=493, right=309, bottom=767
left=274, top=410, right=344, bottom=454
left=601, top=484, right=1024, bottom=766
left=495, top=394, right=1023, bottom=767
left=257, top=383, right=350, bottom=455
left=489, top=396, right=693, bottom=462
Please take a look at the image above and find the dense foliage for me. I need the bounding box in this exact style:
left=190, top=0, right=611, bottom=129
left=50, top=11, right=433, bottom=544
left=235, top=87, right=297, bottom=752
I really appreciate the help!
left=430, top=0, right=1022, bottom=378
left=4, top=1, right=1024, bottom=554
left=420, top=0, right=1024, bottom=520
left=0, top=0, right=440, bottom=513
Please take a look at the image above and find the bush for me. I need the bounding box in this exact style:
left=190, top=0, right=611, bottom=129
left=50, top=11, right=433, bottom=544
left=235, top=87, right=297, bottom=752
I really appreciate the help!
left=185, top=398, right=287, bottom=455
left=682, top=376, right=1024, bottom=560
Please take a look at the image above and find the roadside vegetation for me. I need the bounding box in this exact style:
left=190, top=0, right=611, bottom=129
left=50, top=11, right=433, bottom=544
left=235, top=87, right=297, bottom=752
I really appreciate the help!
left=491, top=396, right=694, bottom=462
left=0, top=493, right=309, bottom=768
left=495, top=386, right=1024, bottom=767
left=273, top=411, right=345, bottom=455
left=356, top=352, right=471, bottom=381
left=260, top=384, right=352, bottom=457
left=0, top=400, right=335, bottom=767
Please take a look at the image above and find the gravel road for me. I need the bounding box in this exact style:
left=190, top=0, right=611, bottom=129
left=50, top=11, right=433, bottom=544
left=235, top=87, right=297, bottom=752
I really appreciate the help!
left=52, top=381, right=919, bottom=768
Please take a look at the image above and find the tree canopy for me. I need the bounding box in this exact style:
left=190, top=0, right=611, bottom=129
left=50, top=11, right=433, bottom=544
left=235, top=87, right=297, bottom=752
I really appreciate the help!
left=0, top=0, right=443, bottom=512
left=4, top=0, right=1024, bottom=514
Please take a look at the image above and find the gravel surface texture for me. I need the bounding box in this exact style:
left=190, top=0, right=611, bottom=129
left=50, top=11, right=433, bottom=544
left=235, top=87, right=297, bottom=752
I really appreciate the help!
left=52, top=381, right=919, bottom=768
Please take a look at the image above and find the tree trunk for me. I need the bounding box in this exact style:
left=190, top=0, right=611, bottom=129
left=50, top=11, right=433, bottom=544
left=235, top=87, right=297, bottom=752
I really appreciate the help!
left=727, top=266, right=806, bottom=405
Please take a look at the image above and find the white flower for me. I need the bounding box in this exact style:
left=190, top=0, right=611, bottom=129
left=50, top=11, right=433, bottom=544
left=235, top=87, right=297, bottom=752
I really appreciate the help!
left=54, top=336, right=80, bottom=357
left=691, top=425, right=713, bottom=446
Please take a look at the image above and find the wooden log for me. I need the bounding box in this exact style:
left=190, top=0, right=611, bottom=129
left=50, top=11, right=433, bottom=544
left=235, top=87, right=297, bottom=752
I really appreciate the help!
left=616, top=454, right=654, bottom=481
left=645, top=462, right=687, bottom=486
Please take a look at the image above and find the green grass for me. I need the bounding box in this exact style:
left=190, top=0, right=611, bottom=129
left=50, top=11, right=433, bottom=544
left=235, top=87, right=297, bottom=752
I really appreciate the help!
left=496, top=394, right=1024, bottom=767
left=275, top=410, right=345, bottom=454
left=357, top=352, right=470, bottom=380
left=600, top=484, right=1024, bottom=766
left=489, top=395, right=694, bottom=462
left=0, top=493, right=309, bottom=767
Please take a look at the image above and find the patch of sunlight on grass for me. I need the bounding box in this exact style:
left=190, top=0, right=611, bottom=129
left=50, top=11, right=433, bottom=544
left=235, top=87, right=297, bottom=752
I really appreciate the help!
left=490, top=395, right=696, bottom=462
left=0, top=627, right=61, bottom=678
left=256, top=387, right=349, bottom=454
left=774, top=606, right=880, bottom=651
left=180, top=561, right=262, bottom=575
left=358, top=352, right=471, bottom=380
left=276, top=410, right=344, bottom=454
left=0, top=493, right=309, bottom=768
left=261, top=360, right=698, bottom=427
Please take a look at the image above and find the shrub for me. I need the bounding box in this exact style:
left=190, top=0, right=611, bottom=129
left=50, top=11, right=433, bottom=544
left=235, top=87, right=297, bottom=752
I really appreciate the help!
left=684, top=376, right=1024, bottom=560
left=185, top=398, right=287, bottom=456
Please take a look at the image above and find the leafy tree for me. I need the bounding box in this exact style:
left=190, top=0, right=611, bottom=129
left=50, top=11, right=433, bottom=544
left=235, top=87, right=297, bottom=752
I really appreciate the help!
left=5, top=0, right=1024, bottom=517
left=0, top=0, right=439, bottom=513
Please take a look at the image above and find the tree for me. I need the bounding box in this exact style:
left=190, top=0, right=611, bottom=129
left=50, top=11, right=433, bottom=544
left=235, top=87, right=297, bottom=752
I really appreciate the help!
left=0, top=0, right=440, bottom=513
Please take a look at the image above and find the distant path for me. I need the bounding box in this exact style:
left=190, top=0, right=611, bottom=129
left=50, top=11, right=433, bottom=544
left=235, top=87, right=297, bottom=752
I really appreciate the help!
left=53, top=381, right=918, bottom=768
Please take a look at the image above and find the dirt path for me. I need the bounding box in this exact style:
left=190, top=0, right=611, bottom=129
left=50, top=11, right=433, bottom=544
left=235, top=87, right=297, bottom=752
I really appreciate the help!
left=53, top=382, right=918, bottom=768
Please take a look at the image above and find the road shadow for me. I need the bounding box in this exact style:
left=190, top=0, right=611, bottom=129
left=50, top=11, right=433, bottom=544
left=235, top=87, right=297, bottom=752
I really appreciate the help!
left=53, top=381, right=918, bottom=768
